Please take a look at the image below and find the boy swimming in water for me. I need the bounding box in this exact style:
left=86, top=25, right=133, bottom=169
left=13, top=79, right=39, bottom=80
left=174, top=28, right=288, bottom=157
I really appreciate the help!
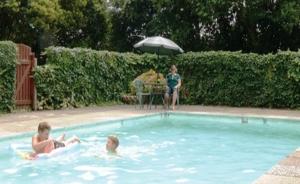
left=32, top=122, right=80, bottom=154
left=106, top=135, right=119, bottom=154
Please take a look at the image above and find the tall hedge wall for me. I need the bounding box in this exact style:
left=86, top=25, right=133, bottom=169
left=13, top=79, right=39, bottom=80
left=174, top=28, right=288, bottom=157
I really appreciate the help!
left=34, top=47, right=145, bottom=109
left=175, top=52, right=300, bottom=108
left=34, top=47, right=300, bottom=109
left=0, top=41, right=17, bottom=112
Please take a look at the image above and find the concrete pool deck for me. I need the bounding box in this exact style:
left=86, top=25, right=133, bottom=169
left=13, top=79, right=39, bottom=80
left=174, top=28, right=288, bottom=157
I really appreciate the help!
left=0, top=105, right=300, bottom=184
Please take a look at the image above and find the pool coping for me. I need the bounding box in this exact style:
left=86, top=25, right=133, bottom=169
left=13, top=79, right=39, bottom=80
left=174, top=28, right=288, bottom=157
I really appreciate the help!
left=1, top=105, right=300, bottom=137
left=173, top=110, right=300, bottom=121
left=252, top=149, right=300, bottom=184
left=0, top=113, right=161, bottom=141
left=2, top=110, right=300, bottom=140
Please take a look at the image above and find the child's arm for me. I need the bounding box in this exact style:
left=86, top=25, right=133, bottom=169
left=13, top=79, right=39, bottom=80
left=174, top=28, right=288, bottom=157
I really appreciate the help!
left=56, top=133, right=65, bottom=142
left=175, top=79, right=181, bottom=89
left=32, top=136, right=53, bottom=153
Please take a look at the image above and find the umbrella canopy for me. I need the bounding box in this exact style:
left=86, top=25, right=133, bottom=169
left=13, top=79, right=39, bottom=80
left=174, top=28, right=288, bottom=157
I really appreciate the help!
left=134, top=36, right=184, bottom=55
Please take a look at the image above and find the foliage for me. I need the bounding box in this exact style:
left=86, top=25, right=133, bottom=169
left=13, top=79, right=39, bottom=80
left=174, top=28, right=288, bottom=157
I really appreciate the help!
left=175, top=51, right=300, bottom=108
left=56, top=0, right=109, bottom=49
left=34, top=47, right=143, bottom=109
left=0, top=0, right=62, bottom=53
left=0, top=0, right=109, bottom=57
left=1, top=0, right=299, bottom=55
left=129, top=69, right=166, bottom=94
left=0, top=41, right=17, bottom=112
left=108, top=0, right=300, bottom=53
left=35, top=47, right=300, bottom=109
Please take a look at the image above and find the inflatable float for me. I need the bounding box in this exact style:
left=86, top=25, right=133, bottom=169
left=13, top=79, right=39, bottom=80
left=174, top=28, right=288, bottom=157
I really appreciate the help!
left=10, top=142, right=79, bottom=160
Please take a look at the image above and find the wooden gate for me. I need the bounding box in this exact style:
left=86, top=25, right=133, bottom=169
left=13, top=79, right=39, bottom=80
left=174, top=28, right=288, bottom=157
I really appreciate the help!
left=15, top=44, right=37, bottom=110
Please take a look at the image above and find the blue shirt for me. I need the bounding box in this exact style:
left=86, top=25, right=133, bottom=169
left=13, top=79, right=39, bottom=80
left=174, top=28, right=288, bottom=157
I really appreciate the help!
left=166, top=73, right=181, bottom=89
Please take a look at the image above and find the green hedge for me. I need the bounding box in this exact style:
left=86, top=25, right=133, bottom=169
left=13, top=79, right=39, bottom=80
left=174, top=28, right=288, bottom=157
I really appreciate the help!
left=34, top=47, right=145, bottom=109
left=34, top=47, right=300, bottom=109
left=175, top=51, right=300, bottom=108
left=0, top=41, right=17, bottom=112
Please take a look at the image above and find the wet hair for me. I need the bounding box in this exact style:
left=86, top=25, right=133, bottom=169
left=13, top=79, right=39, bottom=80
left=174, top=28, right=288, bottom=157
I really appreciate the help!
left=108, top=135, right=119, bottom=148
left=38, top=122, right=51, bottom=132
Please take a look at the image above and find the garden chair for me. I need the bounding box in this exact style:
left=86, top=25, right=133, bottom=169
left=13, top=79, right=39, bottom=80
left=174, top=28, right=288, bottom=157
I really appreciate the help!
left=134, top=79, right=151, bottom=109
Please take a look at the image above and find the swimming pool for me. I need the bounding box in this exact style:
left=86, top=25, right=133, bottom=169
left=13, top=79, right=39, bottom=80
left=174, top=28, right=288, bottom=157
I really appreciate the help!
left=1, top=112, right=300, bottom=184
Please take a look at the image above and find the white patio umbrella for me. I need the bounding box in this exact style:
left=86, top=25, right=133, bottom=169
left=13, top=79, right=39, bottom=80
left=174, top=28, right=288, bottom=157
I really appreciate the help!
left=134, top=36, right=184, bottom=55
left=133, top=36, right=184, bottom=80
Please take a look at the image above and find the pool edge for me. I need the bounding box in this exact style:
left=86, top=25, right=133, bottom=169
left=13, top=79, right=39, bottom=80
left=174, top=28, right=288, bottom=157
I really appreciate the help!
left=0, top=112, right=162, bottom=141
left=252, top=149, right=300, bottom=184
left=2, top=110, right=300, bottom=140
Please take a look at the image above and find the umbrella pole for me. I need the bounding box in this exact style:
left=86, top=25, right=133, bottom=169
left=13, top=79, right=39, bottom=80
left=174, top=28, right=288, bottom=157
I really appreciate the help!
left=157, top=54, right=159, bottom=83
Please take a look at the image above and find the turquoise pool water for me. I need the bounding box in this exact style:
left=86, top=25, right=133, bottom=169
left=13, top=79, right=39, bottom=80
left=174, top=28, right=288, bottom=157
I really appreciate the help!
left=1, top=113, right=300, bottom=184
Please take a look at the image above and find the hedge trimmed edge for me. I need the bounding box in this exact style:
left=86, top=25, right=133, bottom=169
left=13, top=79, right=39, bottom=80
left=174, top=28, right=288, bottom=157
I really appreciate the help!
left=0, top=41, right=17, bottom=112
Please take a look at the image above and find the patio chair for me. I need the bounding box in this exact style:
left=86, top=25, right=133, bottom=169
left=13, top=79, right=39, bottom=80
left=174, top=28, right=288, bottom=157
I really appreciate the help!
left=134, top=79, right=151, bottom=109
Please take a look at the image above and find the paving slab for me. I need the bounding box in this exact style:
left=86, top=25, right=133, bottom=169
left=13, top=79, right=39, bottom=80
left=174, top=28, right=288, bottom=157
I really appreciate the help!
left=253, top=174, right=300, bottom=184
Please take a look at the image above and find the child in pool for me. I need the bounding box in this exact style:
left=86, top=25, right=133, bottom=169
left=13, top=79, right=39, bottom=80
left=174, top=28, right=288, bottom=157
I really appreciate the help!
left=106, top=135, right=119, bottom=154
left=32, top=121, right=80, bottom=154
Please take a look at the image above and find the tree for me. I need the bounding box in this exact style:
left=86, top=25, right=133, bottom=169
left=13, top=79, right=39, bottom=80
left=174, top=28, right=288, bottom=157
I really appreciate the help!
left=108, top=0, right=156, bottom=51
left=0, top=0, right=109, bottom=57
left=108, top=0, right=300, bottom=53
left=56, top=0, right=109, bottom=49
left=0, top=0, right=62, bottom=56
left=0, top=0, right=299, bottom=54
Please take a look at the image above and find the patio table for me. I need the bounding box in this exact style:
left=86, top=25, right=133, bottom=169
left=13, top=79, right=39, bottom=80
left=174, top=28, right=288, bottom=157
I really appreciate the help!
left=144, top=82, right=166, bottom=109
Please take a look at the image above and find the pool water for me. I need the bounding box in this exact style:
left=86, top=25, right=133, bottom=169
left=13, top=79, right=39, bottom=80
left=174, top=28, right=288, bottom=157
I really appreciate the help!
left=1, top=113, right=300, bottom=184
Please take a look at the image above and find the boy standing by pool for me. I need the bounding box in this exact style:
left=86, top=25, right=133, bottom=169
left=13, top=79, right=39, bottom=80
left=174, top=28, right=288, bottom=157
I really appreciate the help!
left=32, top=122, right=80, bottom=154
